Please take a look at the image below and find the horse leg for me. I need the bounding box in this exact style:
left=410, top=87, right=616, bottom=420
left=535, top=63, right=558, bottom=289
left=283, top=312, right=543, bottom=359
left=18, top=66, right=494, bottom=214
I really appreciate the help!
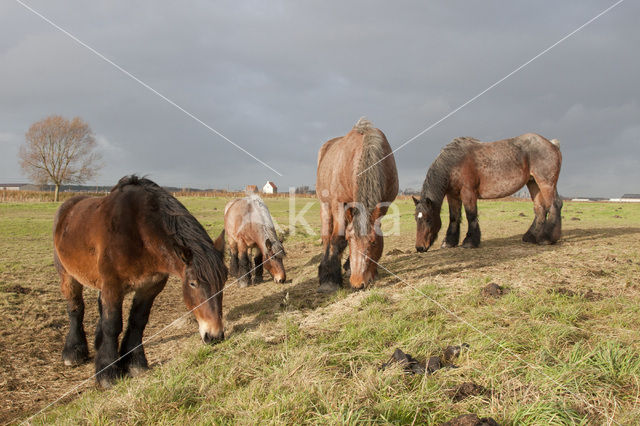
left=94, top=288, right=124, bottom=388
left=253, top=251, right=264, bottom=284
left=318, top=204, right=345, bottom=293
left=119, top=276, right=167, bottom=377
left=94, top=292, right=103, bottom=350
left=228, top=240, right=239, bottom=277
left=60, top=273, right=89, bottom=366
left=539, top=186, right=563, bottom=244
left=461, top=191, right=481, bottom=248
left=237, top=242, right=251, bottom=288
left=442, top=195, right=462, bottom=248
left=343, top=256, right=350, bottom=275
left=522, top=179, right=549, bottom=244
left=523, top=180, right=545, bottom=243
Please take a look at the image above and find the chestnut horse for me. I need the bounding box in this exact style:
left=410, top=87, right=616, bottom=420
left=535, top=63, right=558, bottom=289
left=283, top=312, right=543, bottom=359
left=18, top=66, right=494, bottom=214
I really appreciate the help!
left=224, top=194, right=286, bottom=287
left=316, top=118, right=398, bottom=292
left=53, top=176, right=227, bottom=388
left=413, top=133, right=562, bottom=251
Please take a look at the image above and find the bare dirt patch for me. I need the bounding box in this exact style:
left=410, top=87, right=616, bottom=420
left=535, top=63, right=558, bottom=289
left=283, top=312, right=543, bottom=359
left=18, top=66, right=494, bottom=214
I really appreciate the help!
left=0, top=238, right=332, bottom=423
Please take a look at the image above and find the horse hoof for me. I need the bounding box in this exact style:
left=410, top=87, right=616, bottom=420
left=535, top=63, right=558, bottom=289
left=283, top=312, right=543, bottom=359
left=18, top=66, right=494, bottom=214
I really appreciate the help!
left=97, top=377, right=115, bottom=389
left=238, top=279, right=250, bottom=288
left=96, top=366, right=124, bottom=389
left=62, top=347, right=89, bottom=366
left=441, top=241, right=458, bottom=248
left=317, top=282, right=341, bottom=293
left=522, top=233, right=537, bottom=244
left=462, top=241, right=478, bottom=249
left=252, top=277, right=263, bottom=285
left=127, top=365, right=149, bottom=378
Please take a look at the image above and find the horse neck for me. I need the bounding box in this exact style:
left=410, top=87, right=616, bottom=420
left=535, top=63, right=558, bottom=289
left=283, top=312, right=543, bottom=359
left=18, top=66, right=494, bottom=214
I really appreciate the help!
left=420, top=158, right=449, bottom=207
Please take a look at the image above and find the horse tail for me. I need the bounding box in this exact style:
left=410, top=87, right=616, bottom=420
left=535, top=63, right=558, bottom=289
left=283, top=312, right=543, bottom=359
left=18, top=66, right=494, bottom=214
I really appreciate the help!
left=354, top=117, right=386, bottom=235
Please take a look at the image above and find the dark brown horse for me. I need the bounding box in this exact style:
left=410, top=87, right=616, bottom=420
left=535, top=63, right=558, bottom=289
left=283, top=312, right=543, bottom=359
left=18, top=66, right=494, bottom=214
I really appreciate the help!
left=53, top=176, right=227, bottom=388
left=224, top=194, right=286, bottom=287
left=316, top=118, right=398, bottom=292
left=414, top=133, right=562, bottom=251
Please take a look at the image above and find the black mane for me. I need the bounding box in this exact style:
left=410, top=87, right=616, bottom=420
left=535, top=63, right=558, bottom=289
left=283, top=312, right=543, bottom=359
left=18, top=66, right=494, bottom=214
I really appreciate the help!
left=421, top=137, right=477, bottom=205
left=112, top=175, right=227, bottom=287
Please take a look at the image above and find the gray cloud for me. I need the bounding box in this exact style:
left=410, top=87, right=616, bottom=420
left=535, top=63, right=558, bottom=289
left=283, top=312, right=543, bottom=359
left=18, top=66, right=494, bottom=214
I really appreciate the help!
left=1, top=1, right=638, bottom=197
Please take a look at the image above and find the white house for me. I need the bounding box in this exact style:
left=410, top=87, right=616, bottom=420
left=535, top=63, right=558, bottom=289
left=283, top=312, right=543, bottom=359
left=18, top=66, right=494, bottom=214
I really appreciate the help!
left=262, top=181, right=277, bottom=194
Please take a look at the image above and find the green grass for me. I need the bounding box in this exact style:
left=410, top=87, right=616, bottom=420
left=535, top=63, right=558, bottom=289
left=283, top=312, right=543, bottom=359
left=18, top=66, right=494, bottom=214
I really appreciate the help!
left=2, top=198, right=640, bottom=424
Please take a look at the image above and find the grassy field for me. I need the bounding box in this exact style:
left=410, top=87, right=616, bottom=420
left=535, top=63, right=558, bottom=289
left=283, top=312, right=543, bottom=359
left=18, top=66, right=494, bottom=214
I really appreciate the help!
left=1, top=196, right=640, bottom=424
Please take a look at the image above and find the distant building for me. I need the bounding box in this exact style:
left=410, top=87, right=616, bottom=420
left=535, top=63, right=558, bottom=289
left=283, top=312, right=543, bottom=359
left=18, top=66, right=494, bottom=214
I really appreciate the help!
left=0, top=183, right=29, bottom=191
left=610, top=194, right=640, bottom=203
left=262, top=181, right=277, bottom=194
left=245, top=185, right=259, bottom=194
left=571, top=197, right=608, bottom=202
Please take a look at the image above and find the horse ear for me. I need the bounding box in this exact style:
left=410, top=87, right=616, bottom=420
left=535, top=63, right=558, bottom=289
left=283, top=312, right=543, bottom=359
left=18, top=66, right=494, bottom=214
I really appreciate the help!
left=412, top=196, right=420, bottom=206
left=178, top=246, right=193, bottom=264
left=424, top=197, right=433, bottom=207
left=265, top=238, right=273, bottom=251
left=213, top=230, right=225, bottom=253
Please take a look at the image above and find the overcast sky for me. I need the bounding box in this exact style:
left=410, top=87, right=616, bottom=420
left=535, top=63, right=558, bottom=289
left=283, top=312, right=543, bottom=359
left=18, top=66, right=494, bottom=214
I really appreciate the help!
left=1, top=1, right=638, bottom=197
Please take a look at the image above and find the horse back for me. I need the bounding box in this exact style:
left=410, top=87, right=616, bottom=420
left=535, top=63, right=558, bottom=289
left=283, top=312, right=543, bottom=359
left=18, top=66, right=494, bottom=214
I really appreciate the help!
left=459, top=134, right=561, bottom=198
left=53, top=188, right=174, bottom=289
left=317, top=129, right=396, bottom=203
left=224, top=197, right=269, bottom=250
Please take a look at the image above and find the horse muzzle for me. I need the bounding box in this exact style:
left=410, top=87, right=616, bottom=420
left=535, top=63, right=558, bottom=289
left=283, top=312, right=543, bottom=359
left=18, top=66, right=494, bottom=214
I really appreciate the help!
left=416, top=245, right=429, bottom=253
left=202, top=330, right=224, bottom=345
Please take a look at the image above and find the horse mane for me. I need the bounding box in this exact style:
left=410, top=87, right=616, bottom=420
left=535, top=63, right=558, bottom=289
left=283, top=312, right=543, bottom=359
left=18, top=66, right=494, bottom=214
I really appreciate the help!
left=111, top=175, right=227, bottom=286
left=245, top=194, right=285, bottom=258
left=354, top=117, right=386, bottom=236
left=421, top=137, right=478, bottom=205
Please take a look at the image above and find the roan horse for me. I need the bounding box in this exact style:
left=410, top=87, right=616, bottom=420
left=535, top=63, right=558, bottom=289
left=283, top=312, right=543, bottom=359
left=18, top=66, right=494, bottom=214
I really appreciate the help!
left=316, top=118, right=398, bottom=292
left=53, top=176, right=227, bottom=388
left=413, top=133, right=562, bottom=251
left=224, top=194, right=286, bottom=287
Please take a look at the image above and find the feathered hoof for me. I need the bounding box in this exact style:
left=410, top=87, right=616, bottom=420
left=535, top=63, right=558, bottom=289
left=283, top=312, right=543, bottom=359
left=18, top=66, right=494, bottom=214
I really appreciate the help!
left=62, top=345, right=89, bottom=367
left=462, top=240, right=479, bottom=249
left=96, top=366, right=123, bottom=389
left=317, top=281, right=341, bottom=294
left=537, top=238, right=557, bottom=246
left=127, top=364, right=149, bottom=378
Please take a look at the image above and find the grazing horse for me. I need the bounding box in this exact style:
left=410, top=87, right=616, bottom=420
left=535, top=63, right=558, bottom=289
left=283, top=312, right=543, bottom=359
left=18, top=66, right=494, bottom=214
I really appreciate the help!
left=413, top=133, right=562, bottom=252
left=316, top=118, right=398, bottom=292
left=53, top=175, right=227, bottom=388
left=224, top=194, right=286, bottom=287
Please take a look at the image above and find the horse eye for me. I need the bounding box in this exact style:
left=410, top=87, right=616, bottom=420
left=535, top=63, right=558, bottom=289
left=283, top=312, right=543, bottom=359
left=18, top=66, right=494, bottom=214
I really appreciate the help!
left=189, top=281, right=197, bottom=288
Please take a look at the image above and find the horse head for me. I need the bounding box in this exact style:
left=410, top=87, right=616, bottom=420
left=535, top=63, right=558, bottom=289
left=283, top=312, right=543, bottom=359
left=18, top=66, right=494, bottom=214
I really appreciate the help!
left=179, top=230, right=226, bottom=344
left=263, top=238, right=286, bottom=283
left=345, top=205, right=382, bottom=289
left=413, top=196, right=441, bottom=252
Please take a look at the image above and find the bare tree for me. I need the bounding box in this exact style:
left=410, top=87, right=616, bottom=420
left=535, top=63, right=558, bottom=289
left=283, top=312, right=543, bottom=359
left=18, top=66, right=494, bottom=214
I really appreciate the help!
left=19, top=115, right=102, bottom=201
